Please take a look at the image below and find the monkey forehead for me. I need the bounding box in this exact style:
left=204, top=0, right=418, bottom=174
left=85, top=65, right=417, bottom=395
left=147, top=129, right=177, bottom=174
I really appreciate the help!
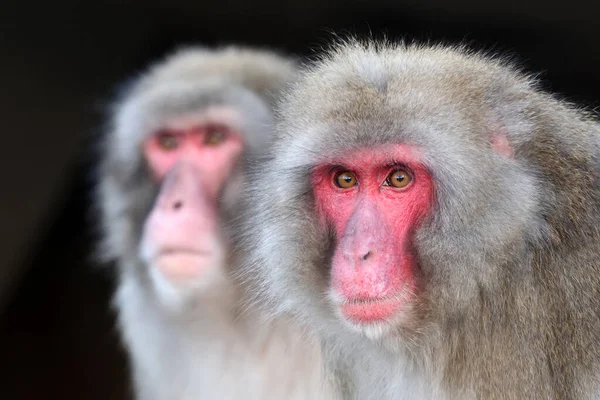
left=273, top=102, right=481, bottom=175
left=127, top=80, right=271, bottom=129
left=312, top=144, right=425, bottom=171
left=275, top=42, right=537, bottom=167
left=162, top=108, right=243, bottom=131
left=136, top=45, right=298, bottom=105
left=113, top=81, right=273, bottom=164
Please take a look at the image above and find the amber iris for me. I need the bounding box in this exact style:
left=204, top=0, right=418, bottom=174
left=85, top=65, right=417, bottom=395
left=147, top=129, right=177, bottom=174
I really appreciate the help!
left=205, top=126, right=227, bottom=146
left=386, top=169, right=412, bottom=188
left=157, top=132, right=179, bottom=151
left=334, top=171, right=358, bottom=188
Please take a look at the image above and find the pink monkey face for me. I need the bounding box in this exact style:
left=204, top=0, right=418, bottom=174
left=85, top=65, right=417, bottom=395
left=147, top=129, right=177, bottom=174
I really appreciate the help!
left=312, top=145, right=434, bottom=327
left=139, top=121, right=243, bottom=289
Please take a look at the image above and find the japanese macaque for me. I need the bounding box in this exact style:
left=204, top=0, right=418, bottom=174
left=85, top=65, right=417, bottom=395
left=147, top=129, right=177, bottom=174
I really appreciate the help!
left=95, top=46, right=336, bottom=400
left=237, top=39, right=600, bottom=399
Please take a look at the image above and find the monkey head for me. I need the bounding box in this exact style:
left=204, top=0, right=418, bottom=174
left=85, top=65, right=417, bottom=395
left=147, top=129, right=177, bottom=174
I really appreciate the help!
left=97, top=47, right=297, bottom=311
left=238, top=40, right=599, bottom=349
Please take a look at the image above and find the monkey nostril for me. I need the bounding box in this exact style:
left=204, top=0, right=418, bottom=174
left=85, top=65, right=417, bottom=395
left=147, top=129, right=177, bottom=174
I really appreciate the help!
left=172, top=200, right=183, bottom=210
left=360, top=251, right=372, bottom=261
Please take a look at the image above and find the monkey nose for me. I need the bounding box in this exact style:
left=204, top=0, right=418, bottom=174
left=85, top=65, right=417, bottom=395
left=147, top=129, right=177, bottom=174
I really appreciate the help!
left=344, top=249, right=373, bottom=263
left=171, top=200, right=183, bottom=210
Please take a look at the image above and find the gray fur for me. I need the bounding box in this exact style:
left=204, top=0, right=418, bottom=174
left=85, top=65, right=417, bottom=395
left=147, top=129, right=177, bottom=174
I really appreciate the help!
left=95, top=45, right=336, bottom=399
left=237, top=39, right=600, bottom=399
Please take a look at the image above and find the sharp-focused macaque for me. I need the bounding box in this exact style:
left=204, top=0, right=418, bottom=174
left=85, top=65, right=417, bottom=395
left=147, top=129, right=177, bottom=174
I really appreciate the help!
left=96, top=46, right=336, bottom=400
left=238, top=39, right=600, bottom=399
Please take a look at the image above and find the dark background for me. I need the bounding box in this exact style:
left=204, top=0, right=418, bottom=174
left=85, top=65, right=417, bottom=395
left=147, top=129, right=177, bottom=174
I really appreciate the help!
left=0, top=1, right=598, bottom=398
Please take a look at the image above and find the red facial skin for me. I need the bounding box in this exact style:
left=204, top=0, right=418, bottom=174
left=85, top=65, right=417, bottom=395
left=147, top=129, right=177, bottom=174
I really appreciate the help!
left=144, top=124, right=243, bottom=196
left=140, top=123, right=243, bottom=281
left=312, top=145, right=433, bottom=325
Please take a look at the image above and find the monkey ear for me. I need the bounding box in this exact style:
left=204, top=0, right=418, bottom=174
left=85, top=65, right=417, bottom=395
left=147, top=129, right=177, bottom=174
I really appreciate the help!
left=490, top=129, right=514, bottom=158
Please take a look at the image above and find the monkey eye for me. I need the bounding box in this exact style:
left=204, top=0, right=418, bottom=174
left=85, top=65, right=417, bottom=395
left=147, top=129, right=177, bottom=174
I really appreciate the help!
left=333, top=171, right=358, bottom=189
left=205, top=126, right=227, bottom=146
left=156, top=132, right=179, bottom=151
left=385, top=168, right=412, bottom=188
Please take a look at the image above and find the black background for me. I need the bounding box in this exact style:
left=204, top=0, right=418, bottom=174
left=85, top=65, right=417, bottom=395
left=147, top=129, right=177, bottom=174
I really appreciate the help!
left=0, top=1, right=599, bottom=398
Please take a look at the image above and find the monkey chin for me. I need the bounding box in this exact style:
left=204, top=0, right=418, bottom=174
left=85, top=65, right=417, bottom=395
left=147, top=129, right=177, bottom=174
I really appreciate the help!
left=329, top=289, right=414, bottom=341
left=145, top=248, right=228, bottom=311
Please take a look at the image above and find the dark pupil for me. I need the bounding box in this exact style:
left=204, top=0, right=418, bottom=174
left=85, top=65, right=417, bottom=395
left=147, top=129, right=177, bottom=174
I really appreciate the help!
left=161, top=136, right=176, bottom=147
left=394, top=173, right=405, bottom=182
left=343, top=175, right=353, bottom=183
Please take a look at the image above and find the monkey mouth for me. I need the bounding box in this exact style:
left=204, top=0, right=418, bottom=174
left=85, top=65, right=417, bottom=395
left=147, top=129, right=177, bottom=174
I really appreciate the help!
left=338, top=295, right=405, bottom=324
left=151, top=249, right=215, bottom=280
left=156, top=248, right=211, bottom=257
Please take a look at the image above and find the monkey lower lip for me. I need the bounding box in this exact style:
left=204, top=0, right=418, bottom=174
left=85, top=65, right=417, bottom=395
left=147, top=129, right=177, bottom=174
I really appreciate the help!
left=340, top=297, right=404, bottom=324
left=153, top=249, right=212, bottom=267
left=153, top=250, right=213, bottom=280
left=157, top=249, right=211, bottom=257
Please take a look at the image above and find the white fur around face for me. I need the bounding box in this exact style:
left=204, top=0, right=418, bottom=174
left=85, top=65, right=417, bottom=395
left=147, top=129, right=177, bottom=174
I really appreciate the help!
left=115, top=271, right=337, bottom=400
